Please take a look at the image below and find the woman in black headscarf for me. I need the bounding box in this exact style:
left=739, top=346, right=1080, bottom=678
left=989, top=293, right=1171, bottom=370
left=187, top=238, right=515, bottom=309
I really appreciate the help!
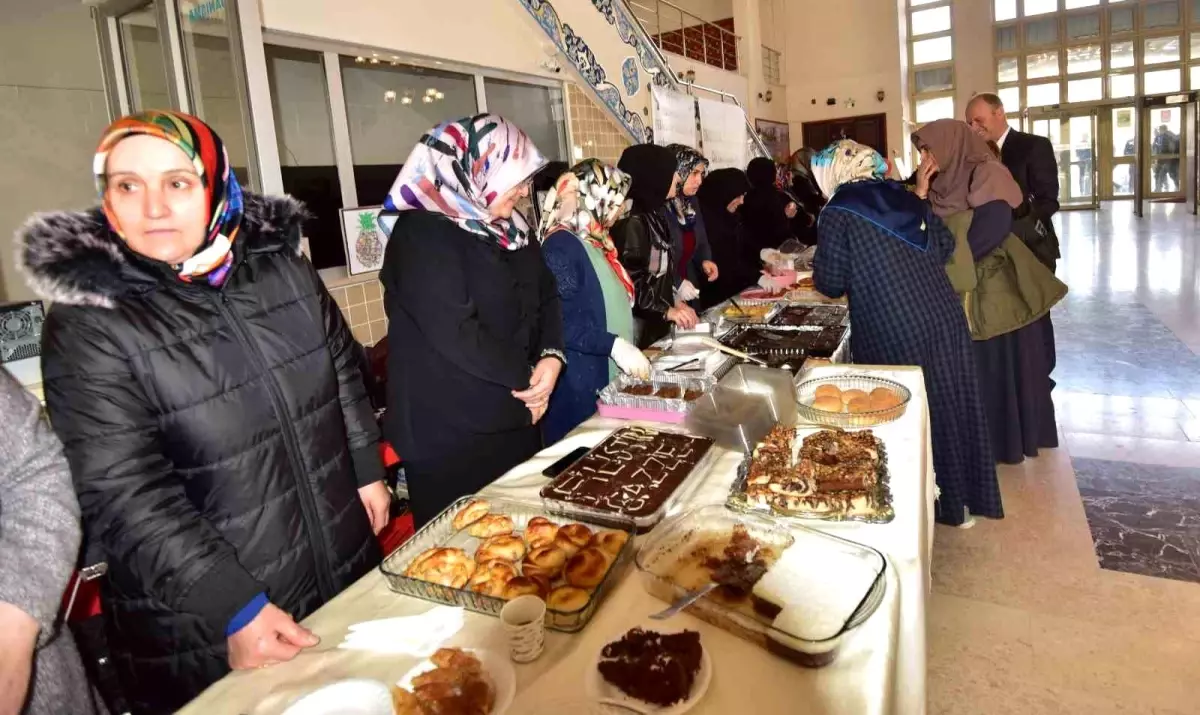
left=697, top=168, right=757, bottom=307
left=611, top=144, right=698, bottom=347
left=741, top=156, right=796, bottom=254
left=662, top=145, right=717, bottom=306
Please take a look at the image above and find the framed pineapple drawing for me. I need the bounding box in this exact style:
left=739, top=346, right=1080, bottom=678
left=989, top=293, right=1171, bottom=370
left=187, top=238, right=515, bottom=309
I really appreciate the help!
left=339, top=206, right=387, bottom=276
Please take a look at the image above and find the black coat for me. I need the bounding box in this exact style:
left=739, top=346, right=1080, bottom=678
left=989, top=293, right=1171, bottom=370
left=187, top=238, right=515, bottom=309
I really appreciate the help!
left=21, top=194, right=382, bottom=714
left=379, top=210, right=563, bottom=524
left=1000, top=130, right=1060, bottom=268
left=610, top=210, right=677, bottom=347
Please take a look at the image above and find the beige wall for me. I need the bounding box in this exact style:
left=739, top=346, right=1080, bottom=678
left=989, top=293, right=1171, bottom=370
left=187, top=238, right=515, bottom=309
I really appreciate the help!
left=953, top=0, right=996, bottom=116
left=782, top=0, right=907, bottom=156
left=0, top=3, right=110, bottom=303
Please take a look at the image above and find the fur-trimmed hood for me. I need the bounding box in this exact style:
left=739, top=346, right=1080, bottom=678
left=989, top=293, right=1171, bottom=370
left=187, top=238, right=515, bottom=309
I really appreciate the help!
left=18, top=192, right=308, bottom=308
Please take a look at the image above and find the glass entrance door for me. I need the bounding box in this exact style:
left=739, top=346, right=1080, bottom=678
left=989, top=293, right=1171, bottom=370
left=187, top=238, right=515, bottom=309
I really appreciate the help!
left=1145, top=105, right=1186, bottom=199
left=1107, top=105, right=1137, bottom=199
left=1027, top=108, right=1100, bottom=210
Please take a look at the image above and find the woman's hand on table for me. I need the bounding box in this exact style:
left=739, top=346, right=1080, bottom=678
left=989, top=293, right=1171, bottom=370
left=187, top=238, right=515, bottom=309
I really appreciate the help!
left=702, top=260, right=719, bottom=282
left=357, top=480, right=392, bottom=535
left=228, top=603, right=319, bottom=670
left=667, top=304, right=698, bottom=330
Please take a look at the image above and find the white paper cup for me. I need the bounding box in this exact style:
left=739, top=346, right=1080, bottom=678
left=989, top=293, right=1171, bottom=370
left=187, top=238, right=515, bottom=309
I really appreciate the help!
left=499, top=595, right=546, bottom=663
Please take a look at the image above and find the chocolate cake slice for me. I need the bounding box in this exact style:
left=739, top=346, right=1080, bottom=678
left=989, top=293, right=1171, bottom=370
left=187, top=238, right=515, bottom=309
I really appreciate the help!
left=598, top=628, right=703, bottom=707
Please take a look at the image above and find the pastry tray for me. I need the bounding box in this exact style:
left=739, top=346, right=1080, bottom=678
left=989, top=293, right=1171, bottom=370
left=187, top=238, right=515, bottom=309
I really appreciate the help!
left=767, top=304, right=849, bottom=329
left=727, top=428, right=896, bottom=524
left=379, top=495, right=636, bottom=632
left=636, top=505, right=887, bottom=667
left=795, top=375, right=912, bottom=429
left=703, top=300, right=784, bottom=332
left=538, top=425, right=719, bottom=533
left=598, top=373, right=712, bottom=413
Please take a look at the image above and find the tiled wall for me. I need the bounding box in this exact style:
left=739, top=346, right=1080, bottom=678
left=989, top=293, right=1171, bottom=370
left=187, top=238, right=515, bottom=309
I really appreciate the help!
left=567, top=83, right=633, bottom=165
left=328, top=277, right=387, bottom=346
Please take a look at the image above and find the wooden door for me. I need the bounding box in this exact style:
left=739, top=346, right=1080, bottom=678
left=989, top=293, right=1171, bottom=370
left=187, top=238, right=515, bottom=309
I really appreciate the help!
left=801, top=113, right=888, bottom=154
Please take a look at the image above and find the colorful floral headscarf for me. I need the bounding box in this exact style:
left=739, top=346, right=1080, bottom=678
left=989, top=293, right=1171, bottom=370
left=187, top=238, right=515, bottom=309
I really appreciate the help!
left=538, top=159, right=635, bottom=302
left=95, top=110, right=243, bottom=287
left=381, top=114, right=546, bottom=250
left=809, top=140, right=890, bottom=199
left=665, top=144, right=708, bottom=227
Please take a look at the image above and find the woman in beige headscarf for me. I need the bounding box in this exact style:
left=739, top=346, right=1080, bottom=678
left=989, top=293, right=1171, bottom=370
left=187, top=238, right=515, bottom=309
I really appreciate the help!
left=911, top=119, right=1066, bottom=465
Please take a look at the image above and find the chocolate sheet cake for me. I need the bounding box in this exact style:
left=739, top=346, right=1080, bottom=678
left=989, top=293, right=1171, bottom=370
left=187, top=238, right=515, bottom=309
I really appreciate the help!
left=722, top=325, right=847, bottom=359
left=540, top=427, right=713, bottom=518
left=770, top=304, right=848, bottom=328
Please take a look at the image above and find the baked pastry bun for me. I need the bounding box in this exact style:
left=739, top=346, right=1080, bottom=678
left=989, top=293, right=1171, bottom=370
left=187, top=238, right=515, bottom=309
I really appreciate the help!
left=469, top=560, right=518, bottom=598
left=547, top=585, right=591, bottom=613
left=502, top=575, right=550, bottom=601
left=814, top=384, right=842, bottom=401
left=565, top=547, right=610, bottom=589
left=522, top=545, right=568, bottom=580
left=847, top=396, right=872, bottom=414
left=812, top=395, right=844, bottom=413
left=841, top=389, right=869, bottom=405
left=475, top=534, right=526, bottom=563
left=590, top=530, right=629, bottom=558
left=451, top=498, right=490, bottom=531
left=405, top=547, right=476, bottom=589
left=468, top=513, right=515, bottom=539
left=523, top=516, right=559, bottom=550
left=554, top=523, right=593, bottom=556
left=870, top=388, right=901, bottom=410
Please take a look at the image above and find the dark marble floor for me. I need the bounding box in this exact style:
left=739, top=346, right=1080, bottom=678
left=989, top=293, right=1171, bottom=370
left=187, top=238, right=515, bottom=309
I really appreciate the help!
left=1073, top=457, right=1200, bottom=583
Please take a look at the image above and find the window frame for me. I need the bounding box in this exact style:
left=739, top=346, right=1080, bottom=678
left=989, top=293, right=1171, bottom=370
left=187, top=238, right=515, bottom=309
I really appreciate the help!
left=909, top=0, right=956, bottom=126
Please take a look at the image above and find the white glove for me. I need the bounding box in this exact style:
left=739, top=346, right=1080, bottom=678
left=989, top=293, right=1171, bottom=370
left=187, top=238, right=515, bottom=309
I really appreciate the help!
left=677, top=279, right=700, bottom=302
left=611, top=337, right=651, bottom=379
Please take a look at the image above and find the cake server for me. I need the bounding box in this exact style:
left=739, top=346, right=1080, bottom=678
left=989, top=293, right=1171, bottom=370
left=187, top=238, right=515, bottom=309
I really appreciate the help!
left=649, top=582, right=719, bottom=620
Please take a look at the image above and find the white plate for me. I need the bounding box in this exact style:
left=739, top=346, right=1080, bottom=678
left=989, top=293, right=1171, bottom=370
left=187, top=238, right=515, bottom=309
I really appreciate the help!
left=585, top=626, right=712, bottom=715
left=397, top=648, right=516, bottom=715
left=281, top=679, right=393, bottom=715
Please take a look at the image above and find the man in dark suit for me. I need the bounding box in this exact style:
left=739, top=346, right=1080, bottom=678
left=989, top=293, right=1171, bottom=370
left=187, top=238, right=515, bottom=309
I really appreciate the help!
left=966, top=92, right=1060, bottom=389
left=965, top=92, right=1061, bottom=270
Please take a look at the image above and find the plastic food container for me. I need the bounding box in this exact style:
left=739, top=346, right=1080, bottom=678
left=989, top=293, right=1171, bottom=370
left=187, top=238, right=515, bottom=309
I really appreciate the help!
left=539, top=425, right=717, bottom=533
left=636, top=506, right=886, bottom=668
left=379, top=496, right=635, bottom=632
left=795, top=374, right=912, bottom=429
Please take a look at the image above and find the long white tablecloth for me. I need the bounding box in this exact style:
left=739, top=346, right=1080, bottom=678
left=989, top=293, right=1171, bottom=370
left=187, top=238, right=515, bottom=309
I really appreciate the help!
left=179, top=365, right=933, bottom=715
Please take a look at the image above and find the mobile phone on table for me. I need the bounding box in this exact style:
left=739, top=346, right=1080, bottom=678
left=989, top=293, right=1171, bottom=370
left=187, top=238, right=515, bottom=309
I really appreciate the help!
left=542, top=446, right=590, bottom=478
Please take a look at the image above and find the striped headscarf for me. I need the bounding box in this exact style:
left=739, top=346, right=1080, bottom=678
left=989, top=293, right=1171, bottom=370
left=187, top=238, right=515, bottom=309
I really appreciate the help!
left=665, top=144, right=708, bottom=227
left=809, top=140, right=890, bottom=199
left=381, top=114, right=547, bottom=250
left=538, top=159, right=635, bottom=302
left=95, top=111, right=243, bottom=287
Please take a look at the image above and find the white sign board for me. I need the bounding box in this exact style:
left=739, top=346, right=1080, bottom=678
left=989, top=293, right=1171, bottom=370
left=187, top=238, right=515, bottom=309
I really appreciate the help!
left=651, top=85, right=698, bottom=148
left=697, top=97, right=748, bottom=170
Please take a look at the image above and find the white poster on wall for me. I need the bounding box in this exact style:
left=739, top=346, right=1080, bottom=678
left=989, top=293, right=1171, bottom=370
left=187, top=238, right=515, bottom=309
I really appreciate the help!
left=651, top=85, right=698, bottom=148
left=697, top=97, right=748, bottom=170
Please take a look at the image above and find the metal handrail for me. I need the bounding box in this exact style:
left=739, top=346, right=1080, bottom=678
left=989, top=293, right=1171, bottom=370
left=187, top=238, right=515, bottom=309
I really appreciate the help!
left=627, top=0, right=741, bottom=74
left=677, top=79, right=771, bottom=160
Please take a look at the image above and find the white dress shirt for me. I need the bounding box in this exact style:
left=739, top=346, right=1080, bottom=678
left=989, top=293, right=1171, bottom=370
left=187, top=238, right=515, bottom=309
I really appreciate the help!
left=996, top=127, right=1012, bottom=152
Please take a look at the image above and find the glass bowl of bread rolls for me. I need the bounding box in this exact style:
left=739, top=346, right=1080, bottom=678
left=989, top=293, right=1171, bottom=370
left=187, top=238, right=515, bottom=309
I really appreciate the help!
left=795, top=375, right=912, bottom=428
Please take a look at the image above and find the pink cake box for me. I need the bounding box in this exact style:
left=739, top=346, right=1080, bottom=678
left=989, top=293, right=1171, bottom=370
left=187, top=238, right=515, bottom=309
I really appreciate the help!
left=595, top=402, right=689, bottom=424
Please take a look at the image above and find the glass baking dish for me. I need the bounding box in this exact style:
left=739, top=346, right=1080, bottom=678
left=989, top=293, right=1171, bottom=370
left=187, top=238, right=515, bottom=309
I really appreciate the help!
left=795, top=374, right=912, bottom=429
left=379, top=495, right=636, bottom=632
left=538, top=425, right=717, bottom=533
left=636, top=506, right=886, bottom=667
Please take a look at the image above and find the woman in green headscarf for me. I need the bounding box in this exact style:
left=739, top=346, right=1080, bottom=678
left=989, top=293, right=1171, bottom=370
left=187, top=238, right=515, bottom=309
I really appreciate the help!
left=539, top=159, right=651, bottom=444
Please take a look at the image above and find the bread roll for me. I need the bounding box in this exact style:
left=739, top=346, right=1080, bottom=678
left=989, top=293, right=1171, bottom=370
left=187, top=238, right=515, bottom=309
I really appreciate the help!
left=564, top=547, right=611, bottom=589
left=405, top=548, right=476, bottom=589
left=523, top=516, right=559, bottom=550
left=502, top=575, right=550, bottom=601
left=522, top=545, right=568, bottom=580
left=469, top=560, right=518, bottom=597
left=847, top=396, right=872, bottom=414
left=841, top=389, right=869, bottom=405
left=474, top=534, right=526, bottom=563
left=814, top=384, right=842, bottom=401
left=554, top=523, right=592, bottom=556
left=467, top=514, right=514, bottom=539
left=451, top=499, right=490, bottom=531
left=869, top=388, right=901, bottom=410
left=547, top=585, right=591, bottom=613
left=590, top=530, right=629, bottom=558
left=812, top=395, right=844, bottom=413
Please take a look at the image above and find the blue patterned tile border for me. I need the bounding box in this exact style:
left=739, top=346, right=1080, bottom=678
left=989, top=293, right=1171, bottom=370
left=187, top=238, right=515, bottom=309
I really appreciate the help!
left=621, top=56, right=639, bottom=96
left=516, top=0, right=651, bottom=142
left=590, top=0, right=672, bottom=87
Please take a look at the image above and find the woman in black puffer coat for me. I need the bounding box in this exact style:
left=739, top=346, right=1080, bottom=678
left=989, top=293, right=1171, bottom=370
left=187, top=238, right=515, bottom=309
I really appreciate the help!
left=19, top=112, right=386, bottom=714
